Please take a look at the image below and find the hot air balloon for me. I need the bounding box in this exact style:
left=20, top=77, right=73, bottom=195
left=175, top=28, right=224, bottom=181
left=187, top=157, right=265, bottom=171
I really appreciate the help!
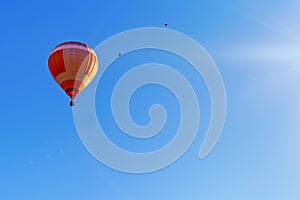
left=48, top=41, right=98, bottom=107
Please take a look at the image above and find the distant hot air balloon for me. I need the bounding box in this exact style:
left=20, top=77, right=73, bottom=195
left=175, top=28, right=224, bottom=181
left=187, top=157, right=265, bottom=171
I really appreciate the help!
left=48, top=41, right=98, bottom=107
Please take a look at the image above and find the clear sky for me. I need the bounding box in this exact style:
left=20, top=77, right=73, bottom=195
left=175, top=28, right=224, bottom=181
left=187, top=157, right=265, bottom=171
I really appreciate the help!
left=1, top=0, right=300, bottom=199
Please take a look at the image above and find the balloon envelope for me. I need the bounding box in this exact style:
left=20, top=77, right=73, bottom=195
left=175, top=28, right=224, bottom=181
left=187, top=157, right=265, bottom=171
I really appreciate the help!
left=48, top=41, right=98, bottom=100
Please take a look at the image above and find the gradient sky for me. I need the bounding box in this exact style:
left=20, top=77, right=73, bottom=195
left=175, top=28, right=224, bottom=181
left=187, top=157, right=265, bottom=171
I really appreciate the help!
left=1, top=0, right=300, bottom=199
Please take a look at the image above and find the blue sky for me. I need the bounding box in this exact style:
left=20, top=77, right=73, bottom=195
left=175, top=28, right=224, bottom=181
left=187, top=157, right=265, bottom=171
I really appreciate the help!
left=1, top=0, right=300, bottom=199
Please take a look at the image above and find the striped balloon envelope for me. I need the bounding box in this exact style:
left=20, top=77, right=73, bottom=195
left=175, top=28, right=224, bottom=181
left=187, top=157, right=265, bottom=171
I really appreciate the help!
left=48, top=41, right=98, bottom=106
